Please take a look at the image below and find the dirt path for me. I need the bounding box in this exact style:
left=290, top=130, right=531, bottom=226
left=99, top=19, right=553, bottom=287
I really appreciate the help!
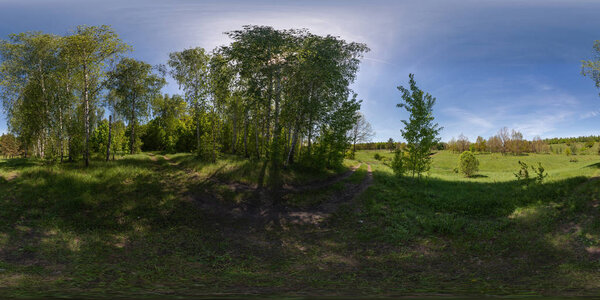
left=281, top=163, right=374, bottom=224
left=282, top=163, right=362, bottom=193
left=162, top=154, right=179, bottom=166
left=203, top=163, right=365, bottom=194
left=189, top=163, right=375, bottom=225
left=149, top=155, right=374, bottom=225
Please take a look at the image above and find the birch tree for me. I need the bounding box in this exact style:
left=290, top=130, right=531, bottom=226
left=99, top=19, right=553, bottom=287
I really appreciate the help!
left=64, top=25, right=129, bottom=166
left=106, top=58, right=165, bottom=154
left=396, top=74, right=442, bottom=178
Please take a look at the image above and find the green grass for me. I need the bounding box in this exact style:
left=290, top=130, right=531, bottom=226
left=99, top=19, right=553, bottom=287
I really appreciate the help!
left=1, top=150, right=599, bottom=297
left=357, top=149, right=600, bottom=181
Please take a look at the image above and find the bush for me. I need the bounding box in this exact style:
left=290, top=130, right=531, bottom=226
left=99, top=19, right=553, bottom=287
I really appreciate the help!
left=391, top=150, right=407, bottom=176
left=514, top=161, right=548, bottom=184
left=373, top=153, right=382, bottom=160
left=458, top=151, right=479, bottom=177
left=514, top=161, right=530, bottom=181
left=569, top=144, right=578, bottom=155
left=565, top=147, right=572, bottom=156
left=345, top=150, right=355, bottom=159
left=531, top=162, right=548, bottom=183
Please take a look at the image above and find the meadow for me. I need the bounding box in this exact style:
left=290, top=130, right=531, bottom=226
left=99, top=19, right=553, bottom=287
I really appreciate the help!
left=0, top=149, right=599, bottom=297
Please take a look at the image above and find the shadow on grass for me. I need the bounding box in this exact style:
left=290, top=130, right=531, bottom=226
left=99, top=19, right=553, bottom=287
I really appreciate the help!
left=0, top=158, right=41, bottom=170
left=1, top=155, right=599, bottom=296
left=585, top=162, right=600, bottom=169
left=469, top=174, right=489, bottom=178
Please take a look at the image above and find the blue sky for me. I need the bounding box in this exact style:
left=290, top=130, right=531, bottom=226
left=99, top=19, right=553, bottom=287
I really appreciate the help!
left=1, top=0, right=599, bottom=142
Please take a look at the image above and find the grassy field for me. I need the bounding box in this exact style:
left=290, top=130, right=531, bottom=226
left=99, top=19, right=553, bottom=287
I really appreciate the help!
left=356, top=149, right=600, bottom=181
left=0, top=150, right=599, bottom=297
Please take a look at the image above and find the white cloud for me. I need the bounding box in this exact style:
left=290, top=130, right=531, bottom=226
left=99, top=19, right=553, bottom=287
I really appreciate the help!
left=580, top=110, right=600, bottom=119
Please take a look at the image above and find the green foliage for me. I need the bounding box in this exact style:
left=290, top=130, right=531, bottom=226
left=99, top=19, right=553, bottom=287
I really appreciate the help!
left=0, top=133, right=21, bottom=157
left=140, top=94, right=188, bottom=153
left=582, top=40, right=600, bottom=95
left=386, top=138, right=395, bottom=152
left=514, top=160, right=530, bottom=181
left=396, top=74, right=442, bottom=178
left=531, top=162, right=548, bottom=183
left=513, top=160, right=547, bottom=184
left=106, top=57, right=165, bottom=154
left=565, top=147, right=572, bottom=156
left=391, top=149, right=408, bottom=176
left=569, top=143, right=578, bottom=155
left=458, top=151, right=479, bottom=177
left=90, top=120, right=110, bottom=154
left=373, top=153, right=382, bottom=160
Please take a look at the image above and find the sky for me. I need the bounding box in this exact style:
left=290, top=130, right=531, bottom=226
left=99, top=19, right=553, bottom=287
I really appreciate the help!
left=0, top=0, right=599, bottom=142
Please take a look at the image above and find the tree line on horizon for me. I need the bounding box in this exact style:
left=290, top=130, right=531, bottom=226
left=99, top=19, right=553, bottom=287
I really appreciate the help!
left=0, top=25, right=370, bottom=181
left=350, top=131, right=600, bottom=155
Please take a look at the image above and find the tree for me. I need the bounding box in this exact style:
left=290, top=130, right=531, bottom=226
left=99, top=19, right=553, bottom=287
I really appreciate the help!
left=387, top=138, right=395, bottom=152
left=498, top=127, right=510, bottom=154
left=223, top=25, right=368, bottom=174
left=391, top=149, right=407, bottom=176
left=0, top=32, right=66, bottom=159
left=396, top=74, right=442, bottom=178
left=458, top=150, right=479, bottom=177
left=456, top=133, right=470, bottom=152
left=106, top=58, right=165, bottom=154
left=582, top=40, right=600, bottom=96
left=510, top=129, right=524, bottom=155
left=63, top=25, right=129, bottom=166
left=167, top=47, right=211, bottom=155
left=144, top=94, right=187, bottom=152
left=487, top=135, right=502, bottom=153
left=532, top=135, right=544, bottom=153
left=475, top=136, right=486, bottom=152
left=0, top=133, right=21, bottom=158
left=349, top=112, right=374, bottom=156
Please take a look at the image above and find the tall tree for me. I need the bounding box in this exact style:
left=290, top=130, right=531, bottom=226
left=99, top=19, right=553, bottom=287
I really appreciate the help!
left=167, top=47, right=211, bottom=155
left=396, top=74, right=442, bottom=178
left=63, top=25, right=129, bottom=166
left=106, top=58, right=165, bottom=154
left=349, top=112, right=375, bottom=156
left=0, top=32, right=64, bottom=158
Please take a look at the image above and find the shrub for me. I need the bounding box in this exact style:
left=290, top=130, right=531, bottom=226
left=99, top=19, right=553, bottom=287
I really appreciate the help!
left=373, top=153, right=382, bottom=160
left=570, top=144, right=578, bottom=155
left=391, top=150, right=407, bottom=176
left=565, top=147, right=572, bottom=156
left=345, top=150, right=355, bottom=159
left=531, top=162, right=548, bottom=183
left=514, top=160, right=530, bottom=181
left=458, top=151, right=479, bottom=177
left=514, top=161, right=548, bottom=184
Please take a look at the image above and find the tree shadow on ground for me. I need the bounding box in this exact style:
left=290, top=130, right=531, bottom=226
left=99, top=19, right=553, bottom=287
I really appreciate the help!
left=1, top=155, right=599, bottom=297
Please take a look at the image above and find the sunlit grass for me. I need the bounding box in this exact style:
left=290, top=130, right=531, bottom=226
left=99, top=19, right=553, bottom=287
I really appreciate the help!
left=1, top=150, right=600, bottom=297
left=355, top=149, right=600, bottom=182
